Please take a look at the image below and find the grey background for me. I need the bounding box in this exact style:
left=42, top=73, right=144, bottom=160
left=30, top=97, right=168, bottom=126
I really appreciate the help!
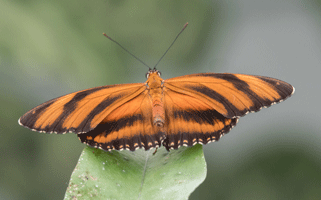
left=1, top=0, right=320, bottom=199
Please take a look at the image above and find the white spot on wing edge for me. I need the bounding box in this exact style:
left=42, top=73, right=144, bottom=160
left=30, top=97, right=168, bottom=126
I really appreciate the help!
left=291, top=86, right=295, bottom=95
left=18, top=118, right=23, bottom=126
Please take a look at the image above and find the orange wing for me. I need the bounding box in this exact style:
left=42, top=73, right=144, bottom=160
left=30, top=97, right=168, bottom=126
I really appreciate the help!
left=18, top=83, right=146, bottom=134
left=19, top=71, right=294, bottom=152
left=163, top=89, right=238, bottom=150
left=165, top=73, right=294, bottom=118
left=77, top=90, right=165, bottom=151
left=162, top=73, right=294, bottom=150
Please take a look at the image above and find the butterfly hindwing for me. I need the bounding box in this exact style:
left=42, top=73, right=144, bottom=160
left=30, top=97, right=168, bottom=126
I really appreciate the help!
left=19, top=83, right=145, bottom=134
left=163, top=88, right=238, bottom=150
left=78, top=91, right=165, bottom=151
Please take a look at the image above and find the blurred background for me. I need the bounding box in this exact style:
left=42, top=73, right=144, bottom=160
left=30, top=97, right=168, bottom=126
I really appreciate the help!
left=1, top=0, right=320, bottom=199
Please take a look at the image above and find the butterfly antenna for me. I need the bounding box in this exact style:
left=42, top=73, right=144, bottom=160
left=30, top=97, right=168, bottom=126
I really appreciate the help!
left=153, top=22, right=188, bottom=69
left=103, top=33, right=151, bottom=69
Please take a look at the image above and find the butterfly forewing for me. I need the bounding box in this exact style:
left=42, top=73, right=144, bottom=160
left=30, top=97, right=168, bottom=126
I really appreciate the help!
left=19, top=83, right=145, bottom=134
left=164, top=73, right=294, bottom=118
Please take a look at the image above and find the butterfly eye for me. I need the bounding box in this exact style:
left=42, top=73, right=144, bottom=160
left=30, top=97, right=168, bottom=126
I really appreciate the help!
left=146, top=72, right=150, bottom=79
left=157, top=71, right=161, bottom=76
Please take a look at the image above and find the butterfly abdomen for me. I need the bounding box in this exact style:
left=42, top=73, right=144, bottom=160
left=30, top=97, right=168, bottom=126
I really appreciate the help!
left=146, top=71, right=166, bottom=127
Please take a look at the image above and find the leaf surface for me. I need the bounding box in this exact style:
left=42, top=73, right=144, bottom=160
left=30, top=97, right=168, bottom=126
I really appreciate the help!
left=65, top=144, right=206, bottom=200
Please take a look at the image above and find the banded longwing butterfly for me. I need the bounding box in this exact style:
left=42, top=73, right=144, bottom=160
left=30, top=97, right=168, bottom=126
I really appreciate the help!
left=18, top=69, right=294, bottom=151
left=18, top=24, right=294, bottom=152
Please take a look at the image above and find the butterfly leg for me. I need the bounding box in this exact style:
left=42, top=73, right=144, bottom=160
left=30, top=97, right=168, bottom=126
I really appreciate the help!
left=152, top=147, right=158, bottom=155
left=162, top=137, right=170, bottom=152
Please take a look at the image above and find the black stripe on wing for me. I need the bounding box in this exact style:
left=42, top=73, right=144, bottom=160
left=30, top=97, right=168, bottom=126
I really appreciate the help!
left=164, top=109, right=238, bottom=150
left=78, top=114, right=165, bottom=151
left=188, top=73, right=294, bottom=118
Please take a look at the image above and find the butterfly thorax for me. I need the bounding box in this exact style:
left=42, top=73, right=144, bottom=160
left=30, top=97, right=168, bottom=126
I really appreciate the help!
left=146, top=71, right=165, bottom=127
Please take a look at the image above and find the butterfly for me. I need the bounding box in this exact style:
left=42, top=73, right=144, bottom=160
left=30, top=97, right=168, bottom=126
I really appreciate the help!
left=18, top=68, right=294, bottom=151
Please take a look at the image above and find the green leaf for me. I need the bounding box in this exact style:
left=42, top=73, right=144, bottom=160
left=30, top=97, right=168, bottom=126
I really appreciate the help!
left=64, top=144, right=206, bottom=200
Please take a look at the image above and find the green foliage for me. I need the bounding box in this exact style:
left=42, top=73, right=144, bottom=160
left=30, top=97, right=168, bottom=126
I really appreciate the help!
left=65, top=144, right=206, bottom=200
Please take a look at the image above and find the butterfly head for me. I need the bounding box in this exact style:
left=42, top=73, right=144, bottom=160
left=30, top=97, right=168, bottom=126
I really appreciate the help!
left=146, top=68, right=161, bottom=79
left=146, top=68, right=163, bottom=87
